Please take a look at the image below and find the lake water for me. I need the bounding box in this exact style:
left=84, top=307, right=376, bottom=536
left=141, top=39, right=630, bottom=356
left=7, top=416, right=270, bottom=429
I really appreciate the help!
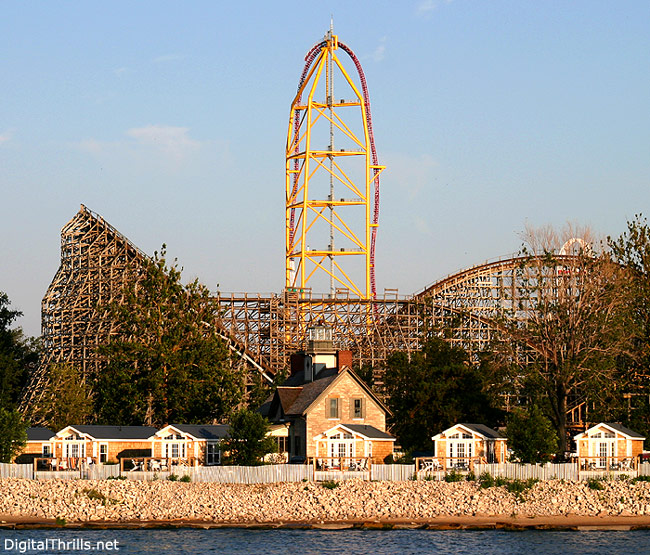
left=0, top=528, right=647, bottom=554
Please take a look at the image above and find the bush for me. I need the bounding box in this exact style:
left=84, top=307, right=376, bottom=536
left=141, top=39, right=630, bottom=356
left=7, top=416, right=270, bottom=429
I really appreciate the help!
left=321, top=480, right=339, bottom=489
left=632, top=475, right=650, bottom=484
left=478, top=471, right=495, bottom=489
left=506, top=478, right=538, bottom=496
left=444, top=469, right=465, bottom=482
left=167, top=474, right=179, bottom=482
left=587, top=477, right=604, bottom=490
left=179, top=475, right=191, bottom=483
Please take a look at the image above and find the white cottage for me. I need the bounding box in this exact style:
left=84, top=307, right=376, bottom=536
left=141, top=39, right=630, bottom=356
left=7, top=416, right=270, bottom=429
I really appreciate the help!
left=574, top=423, right=645, bottom=470
left=432, top=423, right=507, bottom=469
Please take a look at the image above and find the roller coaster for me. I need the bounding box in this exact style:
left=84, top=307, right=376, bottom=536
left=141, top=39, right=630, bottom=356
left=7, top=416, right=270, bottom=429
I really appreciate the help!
left=21, top=31, right=582, bottom=415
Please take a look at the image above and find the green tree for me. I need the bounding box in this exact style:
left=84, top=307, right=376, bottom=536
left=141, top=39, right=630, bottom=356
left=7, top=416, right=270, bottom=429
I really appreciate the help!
left=95, top=246, right=244, bottom=426
left=383, top=335, right=501, bottom=452
left=32, top=363, right=93, bottom=430
left=506, top=405, right=558, bottom=463
left=0, top=292, right=40, bottom=410
left=607, top=214, right=650, bottom=440
left=489, top=225, right=636, bottom=457
left=0, top=407, right=28, bottom=462
left=222, top=409, right=276, bottom=466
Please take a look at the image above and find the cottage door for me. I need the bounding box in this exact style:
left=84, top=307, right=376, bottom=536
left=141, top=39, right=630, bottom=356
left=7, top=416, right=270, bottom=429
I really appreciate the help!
left=599, top=442, right=609, bottom=468
left=486, top=441, right=495, bottom=464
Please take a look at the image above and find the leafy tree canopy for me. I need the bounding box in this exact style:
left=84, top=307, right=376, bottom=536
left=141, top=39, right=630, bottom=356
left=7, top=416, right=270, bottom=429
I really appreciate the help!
left=95, top=246, right=244, bottom=426
left=383, top=335, right=502, bottom=452
left=0, top=407, right=28, bottom=463
left=222, top=409, right=276, bottom=466
left=32, top=363, right=93, bottom=430
left=506, top=405, right=558, bottom=464
left=485, top=224, right=636, bottom=456
left=0, top=291, right=40, bottom=411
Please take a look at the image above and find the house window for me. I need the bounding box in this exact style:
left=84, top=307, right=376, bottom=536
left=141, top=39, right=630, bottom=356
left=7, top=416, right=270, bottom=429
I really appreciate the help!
left=99, top=443, right=108, bottom=463
left=328, top=398, right=340, bottom=419
left=352, top=398, right=364, bottom=419
left=164, top=441, right=186, bottom=459
left=42, top=444, right=51, bottom=457
left=206, top=443, right=221, bottom=465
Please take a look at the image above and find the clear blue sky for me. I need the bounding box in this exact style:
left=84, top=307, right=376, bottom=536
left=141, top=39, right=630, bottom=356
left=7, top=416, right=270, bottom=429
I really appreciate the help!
left=2, top=1, right=649, bottom=337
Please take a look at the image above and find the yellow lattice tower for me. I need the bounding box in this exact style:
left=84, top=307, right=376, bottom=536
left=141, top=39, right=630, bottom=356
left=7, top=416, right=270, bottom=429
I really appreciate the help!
left=286, top=29, right=384, bottom=301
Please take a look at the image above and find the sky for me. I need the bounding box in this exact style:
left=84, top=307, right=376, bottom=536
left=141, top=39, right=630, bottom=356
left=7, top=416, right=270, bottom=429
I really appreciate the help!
left=2, top=1, right=649, bottom=338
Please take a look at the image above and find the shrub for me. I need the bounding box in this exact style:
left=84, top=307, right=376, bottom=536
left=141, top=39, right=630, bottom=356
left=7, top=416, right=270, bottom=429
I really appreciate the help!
left=321, top=480, right=339, bottom=490
left=506, top=478, right=538, bottom=496
left=632, top=475, right=650, bottom=484
left=465, top=470, right=476, bottom=482
left=444, top=469, right=464, bottom=482
left=478, top=472, right=495, bottom=489
left=179, top=475, right=191, bottom=483
left=168, top=474, right=179, bottom=482
left=587, top=477, right=604, bottom=490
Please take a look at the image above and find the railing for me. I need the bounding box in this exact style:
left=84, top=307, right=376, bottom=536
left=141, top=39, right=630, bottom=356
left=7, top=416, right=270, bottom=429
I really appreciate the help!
left=577, top=456, right=637, bottom=472
left=120, top=457, right=196, bottom=472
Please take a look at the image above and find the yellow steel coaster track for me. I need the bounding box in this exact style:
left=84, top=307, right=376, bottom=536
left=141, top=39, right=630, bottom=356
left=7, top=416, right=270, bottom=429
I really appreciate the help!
left=286, top=30, right=384, bottom=302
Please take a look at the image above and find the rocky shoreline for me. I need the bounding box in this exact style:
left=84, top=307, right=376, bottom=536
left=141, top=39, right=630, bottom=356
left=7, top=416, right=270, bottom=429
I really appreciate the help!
left=2, top=478, right=650, bottom=530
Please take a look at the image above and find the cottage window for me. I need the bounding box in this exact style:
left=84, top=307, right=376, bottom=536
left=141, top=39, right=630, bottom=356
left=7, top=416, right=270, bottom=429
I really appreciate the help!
left=206, top=443, right=221, bottom=465
left=42, top=444, right=51, bottom=457
left=462, top=433, right=472, bottom=439
left=99, top=443, right=108, bottom=463
left=604, top=432, right=615, bottom=438
left=328, top=398, right=340, bottom=419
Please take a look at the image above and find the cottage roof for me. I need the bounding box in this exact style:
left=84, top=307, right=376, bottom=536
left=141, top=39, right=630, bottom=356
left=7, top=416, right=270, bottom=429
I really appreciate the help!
left=460, top=424, right=504, bottom=439
left=574, top=422, right=645, bottom=440
left=63, top=425, right=158, bottom=440
left=26, top=427, right=55, bottom=441
left=432, top=423, right=504, bottom=441
left=313, top=423, right=395, bottom=441
left=170, top=424, right=230, bottom=440
left=340, top=424, right=395, bottom=440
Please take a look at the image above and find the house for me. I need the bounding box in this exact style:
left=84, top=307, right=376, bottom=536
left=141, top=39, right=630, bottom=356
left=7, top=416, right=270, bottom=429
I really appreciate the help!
left=151, top=424, right=230, bottom=466
left=261, top=325, right=395, bottom=465
left=432, top=423, right=507, bottom=469
left=574, top=422, right=645, bottom=470
left=51, top=425, right=157, bottom=468
left=14, top=427, right=55, bottom=463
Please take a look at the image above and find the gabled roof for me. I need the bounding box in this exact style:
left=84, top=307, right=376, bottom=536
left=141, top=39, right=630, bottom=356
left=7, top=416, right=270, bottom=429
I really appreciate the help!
left=168, top=424, right=230, bottom=440
left=338, top=424, right=395, bottom=440
left=267, top=367, right=389, bottom=421
left=286, top=374, right=339, bottom=416
left=57, top=425, right=158, bottom=440
left=26, top=427, right=55, bottom=441
left=574, top=422, right=645, bottom=440
left=313, top=423, right=395, bottom=441
left=432, top=423, right=504, bottom=441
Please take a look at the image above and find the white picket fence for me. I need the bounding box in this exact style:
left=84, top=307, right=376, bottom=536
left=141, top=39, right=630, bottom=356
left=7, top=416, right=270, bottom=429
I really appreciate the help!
left=0, top=463, right=33, bottom=479
left=371, top=464, right=416, bottom=481
left=3, top=461, right=650, bottom=483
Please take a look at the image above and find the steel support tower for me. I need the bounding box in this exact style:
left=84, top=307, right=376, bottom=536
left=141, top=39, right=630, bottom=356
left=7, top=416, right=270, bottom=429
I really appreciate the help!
left=285, top=30, right=384, bottom=301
